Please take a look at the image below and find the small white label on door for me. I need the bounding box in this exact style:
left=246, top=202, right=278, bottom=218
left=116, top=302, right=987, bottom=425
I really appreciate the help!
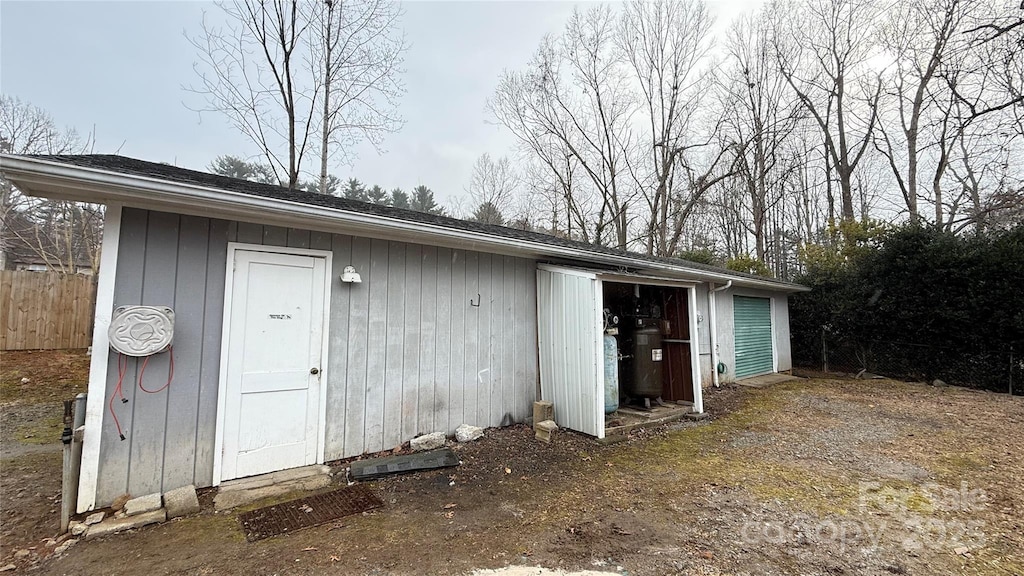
left=652, top=349, right=663, bottom=361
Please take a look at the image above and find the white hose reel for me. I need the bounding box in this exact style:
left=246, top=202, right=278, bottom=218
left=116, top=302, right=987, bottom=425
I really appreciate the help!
left=107, top=306, right=175, bottom=357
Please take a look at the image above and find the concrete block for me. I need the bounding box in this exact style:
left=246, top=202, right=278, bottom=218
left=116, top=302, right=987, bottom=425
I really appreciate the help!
left=455, top=424, right=484, bottom=443
left=533, top=401, right=553, bottom=427
left=124, top=493, right=162, bottom=516
left=54, top=539, right=77, bottom=555
left=214, top=473, right=330, bottom=511
left=535, top=420, right=558, bottom=443
left=85, top=509, right=166, bottom=539
left=84, top=511, right=104, bottom=525
left=410, top=431, right=446, bottom=451
left=164, top=484, right=200, bottom=519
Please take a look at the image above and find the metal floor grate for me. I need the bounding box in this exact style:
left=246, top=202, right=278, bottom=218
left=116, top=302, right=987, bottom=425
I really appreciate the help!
left=238, top=484, right=384, bottom=541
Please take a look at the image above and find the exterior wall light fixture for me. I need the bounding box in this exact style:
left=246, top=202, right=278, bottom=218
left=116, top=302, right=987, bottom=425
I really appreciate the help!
left=341, top=265, right=362, bottom=283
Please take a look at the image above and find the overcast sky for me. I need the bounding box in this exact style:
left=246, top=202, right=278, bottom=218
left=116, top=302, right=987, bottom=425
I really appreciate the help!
left=1, top=0, right=761, bottom=205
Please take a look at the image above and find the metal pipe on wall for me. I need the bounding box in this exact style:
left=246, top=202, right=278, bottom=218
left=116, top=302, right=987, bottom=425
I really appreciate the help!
left=709, top=281, right=732, bottom=388
left=60, top=393, right=87, bottom=533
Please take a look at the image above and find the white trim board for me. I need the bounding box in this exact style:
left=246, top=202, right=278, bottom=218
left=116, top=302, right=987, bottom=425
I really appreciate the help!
left=539, top=264, right=702, bottom=288
left=688, top=286, right=704, bottom=414
left=593, top=278, right=606, bottom=440
left=537, top=263, right=597, bottom=279
left=212, top=242, right=333, bottom=485
left=78, top=203, right=122, bottom=513
left=771, top=295, right=779, bottom=374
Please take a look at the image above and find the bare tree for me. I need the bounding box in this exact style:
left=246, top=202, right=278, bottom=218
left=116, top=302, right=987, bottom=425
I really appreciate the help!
left=466, top=153, right=519, bottom=218
left=489, top=0, right=1021, bottom=274
left=490, top=53, right=593, bottom=241
left=928, top=2, right=1024, bottom=229
left=307, top=0, right=406, bottom=193
left=188, top=0, right=406, bottom=191
left=875, top=0, right=969, bottom=223
left=618, top=0, right=716, bottom=256
left=773, top=0, right=883, bottom=223
left=720, top=10, right=801, bottom=262
left=944, top=93, right=1023, bottom=230
left=518, top=155, right=580, bottom=237
left=0, top=95, right=102, bottom=273
left=661, top=135, right=739, bottom=256
left=962, top=0, right=1024, bottom=43
left=558, top=6, right=637, bottom=248
left=491, top=7, right=636, bottom=249
left=189, top=1, right=314, bottom=189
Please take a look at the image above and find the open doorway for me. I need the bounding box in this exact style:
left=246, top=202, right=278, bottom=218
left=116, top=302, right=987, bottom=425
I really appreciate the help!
left=601, top=281, right=696, bottom=433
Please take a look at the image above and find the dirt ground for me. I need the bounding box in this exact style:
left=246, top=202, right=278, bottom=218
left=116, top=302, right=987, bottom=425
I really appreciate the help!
left=1, top=349, right=89, bottom=567
left=1, top=350, right=92, bottom=406
left=1, top=350, right=1022, bottom=575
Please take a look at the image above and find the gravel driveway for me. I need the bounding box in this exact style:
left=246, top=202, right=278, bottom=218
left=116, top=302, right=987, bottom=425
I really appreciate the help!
left=3, top=372, right=1022, bottom=576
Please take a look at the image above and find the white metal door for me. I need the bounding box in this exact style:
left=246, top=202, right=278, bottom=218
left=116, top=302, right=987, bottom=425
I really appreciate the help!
left=536, top=265, right=604, bottom=438
left=221, top=249, right=326, bottom=481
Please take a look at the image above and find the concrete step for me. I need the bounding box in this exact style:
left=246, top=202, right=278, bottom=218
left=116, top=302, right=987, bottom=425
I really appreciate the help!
left=85, top=509, right=166, bottom=539
left=218, top=464, right=330, bottom=493
left=212, top=467, right=331, bottom=510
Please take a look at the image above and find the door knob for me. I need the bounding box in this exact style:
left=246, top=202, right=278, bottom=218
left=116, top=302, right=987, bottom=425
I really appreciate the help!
left=310, top=367, right=319, bottom=375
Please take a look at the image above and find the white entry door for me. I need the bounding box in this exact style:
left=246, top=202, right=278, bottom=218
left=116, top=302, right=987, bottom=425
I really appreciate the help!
left=220, top=248, right=328, bottom=481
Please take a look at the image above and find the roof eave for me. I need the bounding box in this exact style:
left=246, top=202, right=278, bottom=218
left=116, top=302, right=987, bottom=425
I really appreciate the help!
left=0, top=154, right=809, bottom=293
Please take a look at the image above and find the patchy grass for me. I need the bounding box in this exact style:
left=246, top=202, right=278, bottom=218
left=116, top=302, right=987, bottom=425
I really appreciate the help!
left=169, top=512, right=248, bottom=545
left=601, top=385, right=862, bottom=515
left=0, top=349, right=91, bottom=405
left=14, top=412, right=63, bottom=445
left=5, top=371, right=1022, bottom=576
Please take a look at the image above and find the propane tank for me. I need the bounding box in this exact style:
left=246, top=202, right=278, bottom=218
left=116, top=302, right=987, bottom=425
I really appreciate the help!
left=604, top=333, right=620, bottom=413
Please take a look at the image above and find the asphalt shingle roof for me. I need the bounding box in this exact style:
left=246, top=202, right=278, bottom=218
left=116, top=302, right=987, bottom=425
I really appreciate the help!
left=25, top=154, right=804, bottom=290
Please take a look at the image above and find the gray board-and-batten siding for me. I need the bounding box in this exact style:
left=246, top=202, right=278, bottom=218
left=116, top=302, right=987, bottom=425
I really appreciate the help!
left=96, top=207, right=539, bottom=506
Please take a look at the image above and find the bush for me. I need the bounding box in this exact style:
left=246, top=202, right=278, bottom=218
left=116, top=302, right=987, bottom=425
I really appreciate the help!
left=790, top=224, right=1024, bottom=394
left=676, top=248, right=719, bottom=266
left=725, top=255, right=773, bottom=277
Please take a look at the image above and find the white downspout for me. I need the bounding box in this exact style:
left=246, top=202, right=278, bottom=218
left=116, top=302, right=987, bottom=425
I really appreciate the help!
left=709, top=280, right=732, bottom=388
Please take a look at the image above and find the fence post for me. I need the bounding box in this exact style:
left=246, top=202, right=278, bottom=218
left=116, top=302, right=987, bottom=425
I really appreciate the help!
left=822, top=326, right=828, bottom=373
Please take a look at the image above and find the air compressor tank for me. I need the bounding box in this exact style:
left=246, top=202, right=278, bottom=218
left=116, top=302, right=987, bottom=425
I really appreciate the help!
left=603, top=334, right=620, bottom=413
left=630, top=325, right=663, bottom=398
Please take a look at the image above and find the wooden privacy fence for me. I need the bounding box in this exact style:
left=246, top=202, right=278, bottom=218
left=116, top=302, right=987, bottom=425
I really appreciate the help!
left=1, top=271, right=96, bottom=350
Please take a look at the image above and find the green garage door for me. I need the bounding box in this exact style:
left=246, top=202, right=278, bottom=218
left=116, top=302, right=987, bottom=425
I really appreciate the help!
left=733, top=296, right=773, bottom=378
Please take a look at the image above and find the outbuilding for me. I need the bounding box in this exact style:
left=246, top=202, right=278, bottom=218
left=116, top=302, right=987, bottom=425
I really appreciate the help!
left=1, top=154, right=808, bottom=513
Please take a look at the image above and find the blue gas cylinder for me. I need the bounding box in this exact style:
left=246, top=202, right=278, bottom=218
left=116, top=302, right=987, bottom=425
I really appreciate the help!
left=604, top=334, right=620, bottom=414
